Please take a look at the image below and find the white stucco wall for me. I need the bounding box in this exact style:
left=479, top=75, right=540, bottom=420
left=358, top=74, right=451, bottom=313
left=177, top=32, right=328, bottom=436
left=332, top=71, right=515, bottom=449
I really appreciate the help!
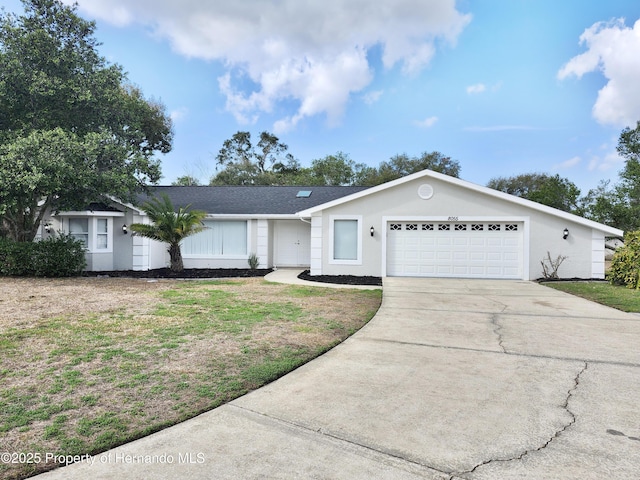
left=89, top=252, right=114, bottom=271
left=113, top=211, right=133, bottom=270
left=312, top=176, right=614, bottom=280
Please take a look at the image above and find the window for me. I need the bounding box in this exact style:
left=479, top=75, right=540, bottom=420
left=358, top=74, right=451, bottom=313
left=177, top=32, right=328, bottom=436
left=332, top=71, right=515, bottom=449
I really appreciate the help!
left=455, top=224, right=467, bottom=231
left=390, top=224, right=401, bottom=231
left=68, top=218, right=112, bottom=251
left=69, top=218, right=89, bottom=246
left=422, top=224, right=434, bottom=231
left=96, top=219, right=108, bottom=249
left=505, top=224, right=518, bottom=231
left=406, top=224, right=418, bottom=231
left=471, top=224, right=484, bottom=231
left=182, top=220, right=247, bottom=256
left=439, top=224, right=451, bottom=231
left=333, top=219, right=358, bottom=260
left=488, top=224, right=501, bottom=231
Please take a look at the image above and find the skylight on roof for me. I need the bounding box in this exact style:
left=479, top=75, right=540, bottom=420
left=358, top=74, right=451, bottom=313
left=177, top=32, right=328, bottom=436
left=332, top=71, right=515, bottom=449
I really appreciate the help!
left=296, top=190, right=312, bottom=198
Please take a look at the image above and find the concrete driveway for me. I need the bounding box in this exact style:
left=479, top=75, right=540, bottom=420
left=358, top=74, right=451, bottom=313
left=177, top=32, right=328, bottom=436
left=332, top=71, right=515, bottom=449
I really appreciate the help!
left=38, top=278, right=640, bottom=479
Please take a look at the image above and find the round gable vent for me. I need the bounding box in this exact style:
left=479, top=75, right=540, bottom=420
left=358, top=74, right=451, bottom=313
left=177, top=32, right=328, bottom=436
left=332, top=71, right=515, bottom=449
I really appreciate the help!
left=418, top=183, right=434, bottom=200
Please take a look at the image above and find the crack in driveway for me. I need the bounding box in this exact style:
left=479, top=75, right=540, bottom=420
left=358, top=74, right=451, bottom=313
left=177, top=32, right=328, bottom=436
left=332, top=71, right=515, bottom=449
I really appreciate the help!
left=449, top=362, right=589, bottom=479
left=487, top=298, right=508, bottom=353
left=490, top=313, right=507, bottom=353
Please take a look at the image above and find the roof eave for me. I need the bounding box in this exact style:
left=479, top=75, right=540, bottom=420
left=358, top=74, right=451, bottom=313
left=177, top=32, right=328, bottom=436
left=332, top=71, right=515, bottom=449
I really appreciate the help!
left=296, top=169, right=625, bottom=237
left=106, top=195, right=146, bottom=214
left=204, top=214, right=303, bottom=219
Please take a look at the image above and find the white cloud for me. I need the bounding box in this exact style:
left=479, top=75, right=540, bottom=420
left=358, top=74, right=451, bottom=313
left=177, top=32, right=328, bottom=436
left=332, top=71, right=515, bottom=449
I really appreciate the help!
left=64, top=0, right=471, bottom=130
left=558, top=18, right=640, bottom=126
left=414, top=116, right=438, bottom=128
left=362, top=90, right=384, bottom=105
left=169, top=107, right=188, bottom=123
left=588, top=151, right=625, bottom=172
left=552, top=156, right=581, bottom=170
left=466, top=83, right=486, bottom=94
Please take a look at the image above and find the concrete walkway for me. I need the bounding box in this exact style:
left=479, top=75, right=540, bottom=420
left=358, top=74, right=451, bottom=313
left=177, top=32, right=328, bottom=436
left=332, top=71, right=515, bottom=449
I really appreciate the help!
left=37, top=278, right=640, bottom=479
left=264, top=267, right=382, bottom=290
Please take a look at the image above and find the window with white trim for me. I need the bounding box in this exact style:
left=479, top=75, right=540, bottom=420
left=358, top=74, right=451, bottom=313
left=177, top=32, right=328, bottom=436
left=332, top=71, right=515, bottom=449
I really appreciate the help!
left=69, top=218, right=89, bottom=246
left=331, top=216, right=362, bottom=264
left=333, top=220, right=358, bottom=260
left=96, top=218, right=108, bottom=249
left=182, top=220, right=248, bottom=257
left=67, top=217, right=112, bottom=252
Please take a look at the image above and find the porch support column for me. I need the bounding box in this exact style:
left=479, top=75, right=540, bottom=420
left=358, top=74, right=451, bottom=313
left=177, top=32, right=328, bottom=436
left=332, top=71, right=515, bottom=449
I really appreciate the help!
left=257, top=219, right=269, bottom=268
left=310, top=215, right=323, bottom=276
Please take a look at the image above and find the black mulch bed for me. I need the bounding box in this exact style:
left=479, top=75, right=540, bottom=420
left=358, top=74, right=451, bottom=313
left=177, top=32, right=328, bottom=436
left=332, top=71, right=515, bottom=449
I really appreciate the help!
left=81, top=267, right=382, bottom=286
left=82, top=268, right=273, bottom=279
left=536, top=277, right=609, bottom=283
left=298, top=269, right=382, bottom=286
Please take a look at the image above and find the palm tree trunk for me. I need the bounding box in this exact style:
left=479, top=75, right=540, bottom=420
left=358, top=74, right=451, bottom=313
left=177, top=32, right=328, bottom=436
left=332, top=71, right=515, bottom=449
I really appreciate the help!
left=168, top=243, right=184, bottom=272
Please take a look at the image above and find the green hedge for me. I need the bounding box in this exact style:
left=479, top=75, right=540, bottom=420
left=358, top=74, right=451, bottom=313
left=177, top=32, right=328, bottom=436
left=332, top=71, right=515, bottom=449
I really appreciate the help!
left=608, top=231, right=640, bottom=289
left=0, top=234, right=86, bottom=277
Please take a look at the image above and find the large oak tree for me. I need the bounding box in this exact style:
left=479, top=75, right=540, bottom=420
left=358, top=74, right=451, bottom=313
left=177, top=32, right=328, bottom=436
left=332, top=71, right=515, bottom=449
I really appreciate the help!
left=211, top=131, right=294, bottom=185
left=0, top=0, right=173, bottom=241
left=487, top=173, right=581, bottom=213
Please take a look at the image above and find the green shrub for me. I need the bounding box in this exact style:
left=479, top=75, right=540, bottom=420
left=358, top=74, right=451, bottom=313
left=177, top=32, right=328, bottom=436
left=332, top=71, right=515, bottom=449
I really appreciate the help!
left=0, top=234, right=86, bottom=277
left=608, top=231, right=640, bottom=289
left=247, top=252, right=260, bottom=270
left=0, top=238, right=33, bottom=276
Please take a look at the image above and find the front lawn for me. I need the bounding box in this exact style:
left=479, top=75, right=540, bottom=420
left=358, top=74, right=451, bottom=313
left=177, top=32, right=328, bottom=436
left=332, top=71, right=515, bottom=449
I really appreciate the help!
left=0, top=277, right=381, bottom=479
left=542, top=281, right=640, bottom=313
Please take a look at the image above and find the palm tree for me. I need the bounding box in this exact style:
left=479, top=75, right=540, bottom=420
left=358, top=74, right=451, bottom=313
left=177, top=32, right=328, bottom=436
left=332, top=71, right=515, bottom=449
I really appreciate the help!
left=130, top=194, right=206, bottom=272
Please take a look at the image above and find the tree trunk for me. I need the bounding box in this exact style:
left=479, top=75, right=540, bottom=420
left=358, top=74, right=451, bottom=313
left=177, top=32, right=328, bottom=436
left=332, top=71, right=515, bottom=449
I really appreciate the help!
left=2, top=197, right=49, bottom=242
left=168, top=243, right=184, bottom=272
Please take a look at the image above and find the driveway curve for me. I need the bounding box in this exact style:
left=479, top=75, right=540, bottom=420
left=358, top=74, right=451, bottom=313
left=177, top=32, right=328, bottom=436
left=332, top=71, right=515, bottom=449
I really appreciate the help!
left=38, top=278, right=640, bottom=480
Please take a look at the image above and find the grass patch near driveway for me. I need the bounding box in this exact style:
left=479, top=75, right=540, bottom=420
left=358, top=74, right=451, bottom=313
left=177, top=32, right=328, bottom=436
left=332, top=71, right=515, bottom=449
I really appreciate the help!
left=542, top=281, right=640, bottom=313
left=0, top=277, right=381, bottom=479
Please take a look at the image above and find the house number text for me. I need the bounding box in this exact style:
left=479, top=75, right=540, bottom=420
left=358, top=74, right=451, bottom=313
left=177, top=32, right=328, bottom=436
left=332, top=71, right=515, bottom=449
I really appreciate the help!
left=447, top=216, right=459, bottom=221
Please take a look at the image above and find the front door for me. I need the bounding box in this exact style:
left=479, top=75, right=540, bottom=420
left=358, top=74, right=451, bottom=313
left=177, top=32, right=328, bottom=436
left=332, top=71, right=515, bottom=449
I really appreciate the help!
left=274, top=220, right=311, bottom=267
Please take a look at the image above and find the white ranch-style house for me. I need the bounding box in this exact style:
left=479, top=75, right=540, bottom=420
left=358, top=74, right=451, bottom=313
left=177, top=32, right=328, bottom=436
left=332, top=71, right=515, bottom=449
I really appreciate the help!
left=42, top=169, right=623, bottom=280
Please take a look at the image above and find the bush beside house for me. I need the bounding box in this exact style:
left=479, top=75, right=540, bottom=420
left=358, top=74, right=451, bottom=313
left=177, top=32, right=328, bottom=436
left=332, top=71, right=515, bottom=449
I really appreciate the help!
left=608, top=231, right=640, bottom=289
left=0, top=234, right=86, bottom=277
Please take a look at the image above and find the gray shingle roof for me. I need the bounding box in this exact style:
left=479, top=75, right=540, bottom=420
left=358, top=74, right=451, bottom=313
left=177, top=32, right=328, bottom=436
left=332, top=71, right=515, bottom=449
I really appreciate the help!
left=137, top=185, right=370, bottom=215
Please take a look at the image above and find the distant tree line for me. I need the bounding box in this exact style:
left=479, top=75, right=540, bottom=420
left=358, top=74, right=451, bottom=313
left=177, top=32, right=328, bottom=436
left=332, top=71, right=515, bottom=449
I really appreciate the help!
left=173, top=131, right=460, bottom=187
left=174, top=123, right=640, bottom=232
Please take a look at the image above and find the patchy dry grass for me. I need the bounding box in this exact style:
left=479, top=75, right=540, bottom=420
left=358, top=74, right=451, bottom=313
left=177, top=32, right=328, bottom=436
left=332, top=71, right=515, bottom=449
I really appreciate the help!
left=0, top=277, right=381, bottom=479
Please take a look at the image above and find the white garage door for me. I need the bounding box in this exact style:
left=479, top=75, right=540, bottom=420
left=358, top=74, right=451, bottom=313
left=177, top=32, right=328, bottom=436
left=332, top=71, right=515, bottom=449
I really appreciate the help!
left=387, top=221, right=523, bottom=279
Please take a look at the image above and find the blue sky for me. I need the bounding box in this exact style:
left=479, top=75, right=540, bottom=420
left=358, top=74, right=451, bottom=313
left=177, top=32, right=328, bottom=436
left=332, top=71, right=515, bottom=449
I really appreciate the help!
left=4, top=0, right=640, bottom=192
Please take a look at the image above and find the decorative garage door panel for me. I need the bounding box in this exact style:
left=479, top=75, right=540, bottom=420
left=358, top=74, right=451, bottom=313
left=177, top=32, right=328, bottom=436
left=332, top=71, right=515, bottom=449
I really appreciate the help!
left=387, top=222, right=523, bottom=279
